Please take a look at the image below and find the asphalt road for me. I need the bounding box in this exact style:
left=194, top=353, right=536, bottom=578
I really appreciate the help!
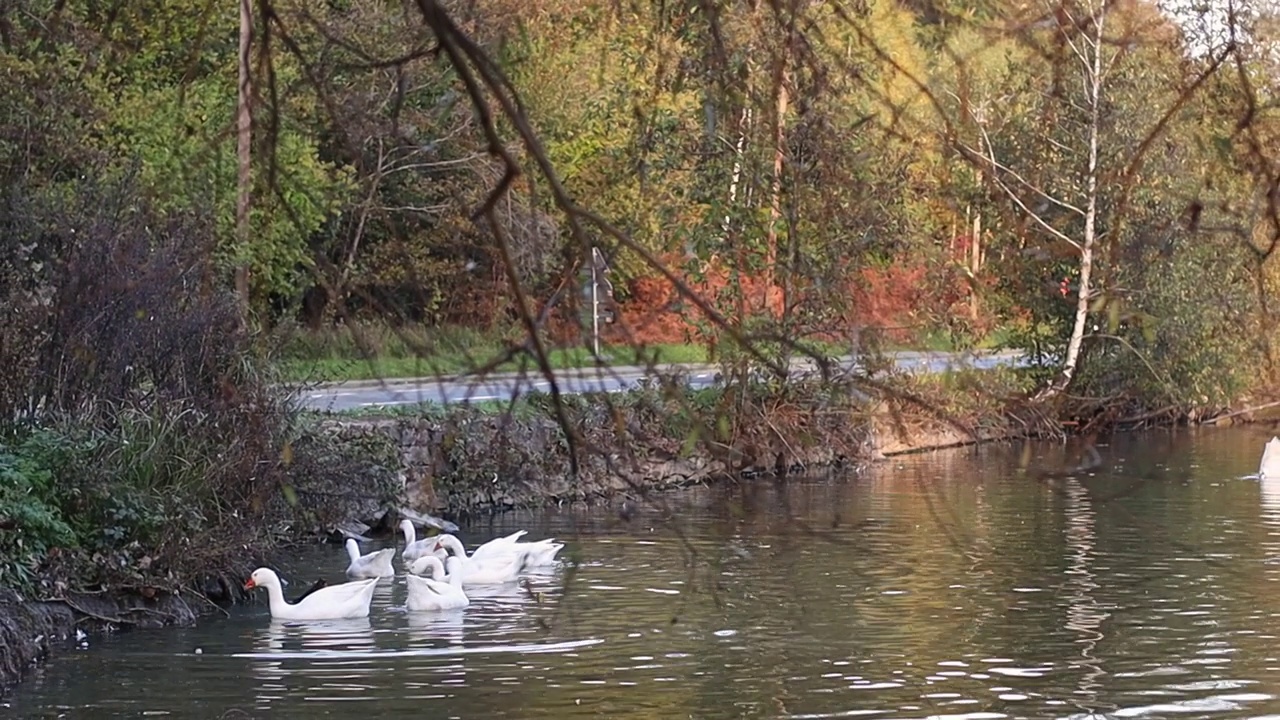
left=297, top=349, right=1027, bottom=412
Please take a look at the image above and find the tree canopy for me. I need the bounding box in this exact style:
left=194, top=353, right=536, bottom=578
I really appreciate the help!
left=2, top=0, right=1279, bottom=411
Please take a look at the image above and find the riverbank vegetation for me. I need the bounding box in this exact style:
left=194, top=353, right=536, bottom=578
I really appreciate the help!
left=2, top=0, right=1280, bottom=610
left=0, top=187, right=401, bottom=600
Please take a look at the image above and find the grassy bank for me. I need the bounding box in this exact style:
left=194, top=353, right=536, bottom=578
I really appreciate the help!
left=280, top=343, right=710, bottom=382
left=0, top=409, right=401, bottom=601
left=273, top=321, right=1023, bottom=383
left=276, top=322, right=714, bottom=381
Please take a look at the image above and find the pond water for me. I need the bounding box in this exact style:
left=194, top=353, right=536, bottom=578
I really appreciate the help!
left=9, top=426, right=1280, bottom=719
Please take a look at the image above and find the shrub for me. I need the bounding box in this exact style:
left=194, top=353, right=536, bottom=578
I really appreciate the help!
left=0, top=440, right=75, bottom=593
left=0, top=177, right=332, bottom=594
left=1072, top=234, right=1262, bottom=412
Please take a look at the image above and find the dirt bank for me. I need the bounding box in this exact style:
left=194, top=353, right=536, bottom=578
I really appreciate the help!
left=0, top=591, right=75, bottom=694
left=0, top=588, right=205, bottom=695
left=329, top=386, right=1029, bottom=517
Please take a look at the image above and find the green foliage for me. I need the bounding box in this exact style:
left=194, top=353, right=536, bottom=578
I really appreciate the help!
left=0, top=414, right=228, bottom=594
left=1076, top=237, right=1259, bottom=408
left=0, top=0, right=351, bottom=312
left=0, top=439, right=76, bottom=593
left=0, top=400, right=403, bottom=596
left=506, top=5, right=703, bottom=279
left=103, top=76, right=352, bottom=303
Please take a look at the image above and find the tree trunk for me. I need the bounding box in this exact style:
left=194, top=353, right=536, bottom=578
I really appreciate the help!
left=969, top=209, right=982, bottom=320
left=235, top=0, right=254, bottom=320
left=1042, top=3, right=1106, bottom=399
left=723, top=105, right=752, bottom=341
left=764, top=67, right=788, bottom=315
left=721, top=107, right=751, bottom=241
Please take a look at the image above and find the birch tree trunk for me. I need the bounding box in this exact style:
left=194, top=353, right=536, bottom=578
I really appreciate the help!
left=970, top=205, right=982, bottom=320
left=1043, top=1, right=1107, bottom=398
left=235, top=0, right=253, bottom=319
left=721, top=107, right=751, bottom=240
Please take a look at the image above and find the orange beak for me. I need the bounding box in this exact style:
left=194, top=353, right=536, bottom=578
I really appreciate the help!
left=243, top=578, right=256, bottom=590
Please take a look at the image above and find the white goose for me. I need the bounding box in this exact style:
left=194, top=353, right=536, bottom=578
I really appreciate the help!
left=435, top=533, right=564, bottom=567
left=441, top=551, right=525, bottom=586
left=244, top=567, right=378, bottom=621
left=399, top=519, right=446, bottom=564
left=344, top=538, right=395, bottom=579
left=1261, top=437, right=1280, bottom=480
left=516, top=538, right=565, bottom=566
left=405, top=556, right=470, bottom=611
left=467, top=530, right=530, bottom=560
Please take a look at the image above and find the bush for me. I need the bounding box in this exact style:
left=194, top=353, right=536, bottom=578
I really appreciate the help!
left=0, top=411, right=399, bottom=597
left=0, top=177, right=347, bottom=595
left=1073, top=235, right=1261, bottom=412
left=0, top=440, right=75, bottom=592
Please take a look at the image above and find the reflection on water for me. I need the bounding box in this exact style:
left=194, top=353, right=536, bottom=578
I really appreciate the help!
left=254, top=617, right=376, bottom=655
left=251, top=618, right=377, bottom=713
left=403, top=607, right=466, bottom=643
left=9, top=427, right=1280, bottom=718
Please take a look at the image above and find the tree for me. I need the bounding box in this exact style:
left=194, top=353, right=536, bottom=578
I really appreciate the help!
left=937, top=0, right=1234, bottom=400
left=237, top=0, right=254, bottom=319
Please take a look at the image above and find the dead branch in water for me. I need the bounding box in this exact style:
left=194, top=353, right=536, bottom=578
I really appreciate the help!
left=1203, top=400, right=1280, bottom=425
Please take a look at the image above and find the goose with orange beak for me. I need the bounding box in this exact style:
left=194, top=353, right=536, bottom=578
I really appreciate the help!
left=244, top=567, right=378, bottom=621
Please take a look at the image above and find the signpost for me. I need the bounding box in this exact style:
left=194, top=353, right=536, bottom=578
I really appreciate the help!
left=582, top=246, right=615, bottom=357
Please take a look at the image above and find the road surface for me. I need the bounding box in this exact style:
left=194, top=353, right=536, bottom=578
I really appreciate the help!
left=297, top=349, right=1027, bottom=412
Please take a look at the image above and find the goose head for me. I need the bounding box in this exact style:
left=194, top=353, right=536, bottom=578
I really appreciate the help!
left=244, top=567, right=282, bottom=591
left=433, top=534, right=465, bottom=557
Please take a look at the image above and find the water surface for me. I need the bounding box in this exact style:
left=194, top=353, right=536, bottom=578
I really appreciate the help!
left=10, top=427, right=1280, bottom=718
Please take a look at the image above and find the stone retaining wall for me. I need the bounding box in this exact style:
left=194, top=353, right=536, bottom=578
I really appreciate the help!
left=320, top=396, right=914, bottom=517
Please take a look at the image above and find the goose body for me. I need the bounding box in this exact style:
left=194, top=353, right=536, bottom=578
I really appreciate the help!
left=1262, top=437, right=1280, bottom=480
left=344, top=538, right=395, bottom=579
left=436, top=533, right=564, bottom=568
left=290, top=578, right=329, bottom=604
left=245, top=567, right=378, bottom=621
left=406, top=556, right=470, bottom=611
left=399, top=519, right=446, bottom=564
left=443, top=552, right=525, bottom=586
left=516, top=538, right=565, bottom=566
left=467, top=530, right=529, bottom=560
